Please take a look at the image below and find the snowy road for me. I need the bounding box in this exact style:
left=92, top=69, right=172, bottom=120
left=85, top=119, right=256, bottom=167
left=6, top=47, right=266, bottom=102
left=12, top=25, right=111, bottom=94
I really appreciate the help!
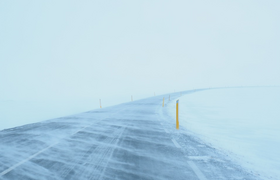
left=0, top=90, right=260, bottom=180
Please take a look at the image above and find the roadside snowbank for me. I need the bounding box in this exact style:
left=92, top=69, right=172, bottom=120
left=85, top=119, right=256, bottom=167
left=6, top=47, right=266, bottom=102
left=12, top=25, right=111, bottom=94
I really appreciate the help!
left=168, top=87, right=280, bottom=180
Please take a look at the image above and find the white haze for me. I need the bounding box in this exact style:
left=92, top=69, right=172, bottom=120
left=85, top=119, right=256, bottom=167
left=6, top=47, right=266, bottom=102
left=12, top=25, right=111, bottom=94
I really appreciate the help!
left=1, top=1, right=280, bottom=127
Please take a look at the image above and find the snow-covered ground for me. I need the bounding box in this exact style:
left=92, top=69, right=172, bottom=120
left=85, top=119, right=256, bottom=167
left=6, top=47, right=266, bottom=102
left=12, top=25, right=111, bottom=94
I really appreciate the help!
left=0, top=100, right=91, bottom=130
left=0, top=97, right=130, bottom=130
left=0, top=94, right=151, bottom=130
left=168, top=87, right=280, bottom=180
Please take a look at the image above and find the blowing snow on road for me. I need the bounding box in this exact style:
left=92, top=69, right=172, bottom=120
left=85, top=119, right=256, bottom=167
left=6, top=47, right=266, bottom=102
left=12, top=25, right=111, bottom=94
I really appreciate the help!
left=1, top=88, right=277, bottom=179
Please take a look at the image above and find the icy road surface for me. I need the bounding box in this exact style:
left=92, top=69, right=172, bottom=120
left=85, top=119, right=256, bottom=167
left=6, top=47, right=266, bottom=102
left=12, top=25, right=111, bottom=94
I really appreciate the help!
left=0, top=90, right=260, bottom=180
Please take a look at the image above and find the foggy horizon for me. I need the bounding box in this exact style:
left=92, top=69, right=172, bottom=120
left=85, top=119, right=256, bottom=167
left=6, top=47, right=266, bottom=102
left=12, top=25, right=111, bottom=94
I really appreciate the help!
left=1, top=1, right=280, bottom=103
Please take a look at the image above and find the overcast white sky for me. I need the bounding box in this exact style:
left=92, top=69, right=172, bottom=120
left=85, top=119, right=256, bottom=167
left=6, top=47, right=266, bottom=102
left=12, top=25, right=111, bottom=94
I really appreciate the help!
left=1, top=0, right=280, bottom=103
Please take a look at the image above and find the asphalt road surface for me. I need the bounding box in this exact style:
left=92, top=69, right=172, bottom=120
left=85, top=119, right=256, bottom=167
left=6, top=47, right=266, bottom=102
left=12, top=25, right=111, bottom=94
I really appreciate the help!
left=0, top=90, right=260, bottom=180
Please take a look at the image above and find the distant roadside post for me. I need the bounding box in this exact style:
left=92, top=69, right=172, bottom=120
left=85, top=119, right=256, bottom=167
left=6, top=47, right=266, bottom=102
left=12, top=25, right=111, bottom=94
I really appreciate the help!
left=99, top=99, right=102, bottom=108
left=176, top=100, right=179, bottom=129
left=131, top=95, right=133, bottom=102
left=162, top=97, right=165, bottom=107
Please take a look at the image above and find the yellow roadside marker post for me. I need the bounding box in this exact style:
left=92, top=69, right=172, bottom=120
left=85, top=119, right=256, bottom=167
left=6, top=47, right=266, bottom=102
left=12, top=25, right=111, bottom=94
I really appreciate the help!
left=99, top=99, right=102, bottom=108
left=162, top=97, right=165, bottom=107
left=176, top=100, right=179, bottom=129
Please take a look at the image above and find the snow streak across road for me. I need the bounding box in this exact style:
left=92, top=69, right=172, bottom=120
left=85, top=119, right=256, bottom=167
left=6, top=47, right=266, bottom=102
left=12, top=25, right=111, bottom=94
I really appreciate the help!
left=0, top=90, right=260, bottom=180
